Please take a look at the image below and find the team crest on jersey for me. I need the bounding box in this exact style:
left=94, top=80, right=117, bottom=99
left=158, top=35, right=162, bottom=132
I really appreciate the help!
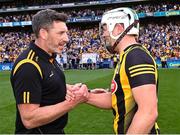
left=111, top=80, right=117, bottom=94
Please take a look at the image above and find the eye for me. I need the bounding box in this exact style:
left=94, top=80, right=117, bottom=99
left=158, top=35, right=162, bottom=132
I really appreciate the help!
left=58, top=31, right=64, bottom=35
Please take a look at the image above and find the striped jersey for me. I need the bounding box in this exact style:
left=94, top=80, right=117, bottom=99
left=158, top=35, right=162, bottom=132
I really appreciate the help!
left=111, top=44, right=159, bottom=134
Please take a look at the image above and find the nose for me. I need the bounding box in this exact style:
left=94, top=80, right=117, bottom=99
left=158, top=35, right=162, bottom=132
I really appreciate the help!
left=101, top=32, right=107, bottom=40
left=63, top=33, right=69, bottom=44
left=102, top=29, right=109, bottom=37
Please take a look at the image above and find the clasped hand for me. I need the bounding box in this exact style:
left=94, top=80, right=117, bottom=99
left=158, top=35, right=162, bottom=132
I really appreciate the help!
left=66, top=83, right=89, bottom=104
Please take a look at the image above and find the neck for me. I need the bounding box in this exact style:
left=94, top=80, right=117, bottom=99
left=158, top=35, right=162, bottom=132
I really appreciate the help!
left=35, top=39, right=52, bottom=56
left=117, top=35, right=138, bottom=53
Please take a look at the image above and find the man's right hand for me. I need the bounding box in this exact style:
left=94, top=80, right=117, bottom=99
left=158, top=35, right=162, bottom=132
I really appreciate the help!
left=65, top=83, right=89, bottom=106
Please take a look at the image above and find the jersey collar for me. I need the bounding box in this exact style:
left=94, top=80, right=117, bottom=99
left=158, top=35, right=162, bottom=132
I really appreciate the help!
left=123, top=44, right=142, bottom=53
left=29, top=41, right=56, bottom=61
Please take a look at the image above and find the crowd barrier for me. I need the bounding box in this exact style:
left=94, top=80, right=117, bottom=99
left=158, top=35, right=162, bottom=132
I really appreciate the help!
left=0, top=59, right=180, bottom=71
left=156, top=59, right=180, bottom=68
left=0, top=62, right=14, bottom=71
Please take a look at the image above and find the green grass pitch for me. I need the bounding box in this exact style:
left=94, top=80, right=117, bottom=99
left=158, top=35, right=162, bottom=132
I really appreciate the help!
left=0, top=69, right=180, bottom=133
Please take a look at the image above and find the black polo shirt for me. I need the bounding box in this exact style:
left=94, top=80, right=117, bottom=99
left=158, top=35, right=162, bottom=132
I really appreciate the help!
left=10, top=42, right=68, bottom=134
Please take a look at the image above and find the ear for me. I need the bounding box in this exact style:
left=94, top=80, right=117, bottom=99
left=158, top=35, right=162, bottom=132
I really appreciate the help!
left=39, top=28, right=48, bottom=40
left=112, top=23, right=124, bottom=36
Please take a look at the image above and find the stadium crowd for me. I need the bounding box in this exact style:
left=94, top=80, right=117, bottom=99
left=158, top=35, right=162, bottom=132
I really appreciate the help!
left=134, top=3, right=180, bottom=12
left=0, top=0, right=105, bottom=8
left=0, top=0, right=179, bottom=66
left=0, top=32, right=33, bottom=63
left=139, top=22, right=180, bottom=60
left=0, top=0, right=179, bottom=10
left=0, top=21, right=179, bottom=65
left=0, top=2, right=179, bottom=23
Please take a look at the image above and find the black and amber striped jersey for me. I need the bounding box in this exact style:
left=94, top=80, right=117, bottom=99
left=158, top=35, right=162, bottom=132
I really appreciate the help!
left=10, top=42, right=68, bottom=134
left=111, top=44, right=159, bottom=134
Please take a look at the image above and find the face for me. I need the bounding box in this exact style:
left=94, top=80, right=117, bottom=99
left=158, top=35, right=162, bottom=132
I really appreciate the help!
left=100, top=24, right=113, bottom=47
left=100, top=23, right=124, bottom=53
left=45, top=21, right=69, bottom=54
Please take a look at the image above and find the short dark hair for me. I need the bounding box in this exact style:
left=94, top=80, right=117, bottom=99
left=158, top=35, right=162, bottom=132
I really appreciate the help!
left=32, top=9, right=68, bottom=38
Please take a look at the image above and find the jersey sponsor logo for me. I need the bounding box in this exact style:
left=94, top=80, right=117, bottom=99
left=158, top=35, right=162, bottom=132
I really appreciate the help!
left=111, top=79, right=117, bottom=94
left=49, top=71, right=54, bottom=77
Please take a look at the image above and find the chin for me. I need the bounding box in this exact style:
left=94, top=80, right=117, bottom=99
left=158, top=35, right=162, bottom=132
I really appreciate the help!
left=55, top=50, right=62, bottom=54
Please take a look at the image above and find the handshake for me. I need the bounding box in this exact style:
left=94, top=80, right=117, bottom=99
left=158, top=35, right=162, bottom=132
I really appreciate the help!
left=66, top=83, right=107, bottom=108
left=66, top=83, right=89, bottom=106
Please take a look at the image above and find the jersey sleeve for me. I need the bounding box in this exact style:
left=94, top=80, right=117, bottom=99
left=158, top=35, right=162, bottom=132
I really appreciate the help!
left=12, top=63, right=42, bottom=104
left=125, top=48, right=156, bottom=89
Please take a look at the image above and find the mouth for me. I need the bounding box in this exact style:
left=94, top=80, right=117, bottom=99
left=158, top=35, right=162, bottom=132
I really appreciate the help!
left=59, top=42, right=67, bottom=47
left=57, top=43, right=64, bottom=49
left=58, top=43, right=64, bottom=46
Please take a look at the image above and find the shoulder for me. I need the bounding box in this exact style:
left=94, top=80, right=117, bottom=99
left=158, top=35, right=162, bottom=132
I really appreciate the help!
left=13, top=48, right=32, bottom=65
left=12, top=49, right=43, bottom=79
left=125, top=46, right=154, bottom=69
left=11, top=62, right=42, bottom=80
left=124, top=46, right=157, bottom=88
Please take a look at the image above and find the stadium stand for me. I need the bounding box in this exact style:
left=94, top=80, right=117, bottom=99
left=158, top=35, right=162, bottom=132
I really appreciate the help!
left=0, top=0, right=179, bottom=69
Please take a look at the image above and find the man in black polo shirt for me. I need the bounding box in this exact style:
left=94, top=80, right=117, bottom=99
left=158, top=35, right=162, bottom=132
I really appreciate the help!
left=10, top=9, right=88, bottom=134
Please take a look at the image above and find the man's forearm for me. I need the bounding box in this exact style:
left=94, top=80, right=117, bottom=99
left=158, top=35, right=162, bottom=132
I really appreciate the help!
left=19, top=100, right=75, bottom=129
left=86, top=92, right=112, bottom=109
left=126, top=110, right=157, bottom=133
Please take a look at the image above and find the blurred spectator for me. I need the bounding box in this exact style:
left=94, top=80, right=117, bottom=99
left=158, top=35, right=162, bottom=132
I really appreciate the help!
left=0, top=2, right=179, bottom=23
left=0, top=0, right=179, bottom=12
left=0, top=32, right=33, bottom=63
left=139, top=22, right=180, bottom=60
left=0, top=22, right=179, bottom=65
